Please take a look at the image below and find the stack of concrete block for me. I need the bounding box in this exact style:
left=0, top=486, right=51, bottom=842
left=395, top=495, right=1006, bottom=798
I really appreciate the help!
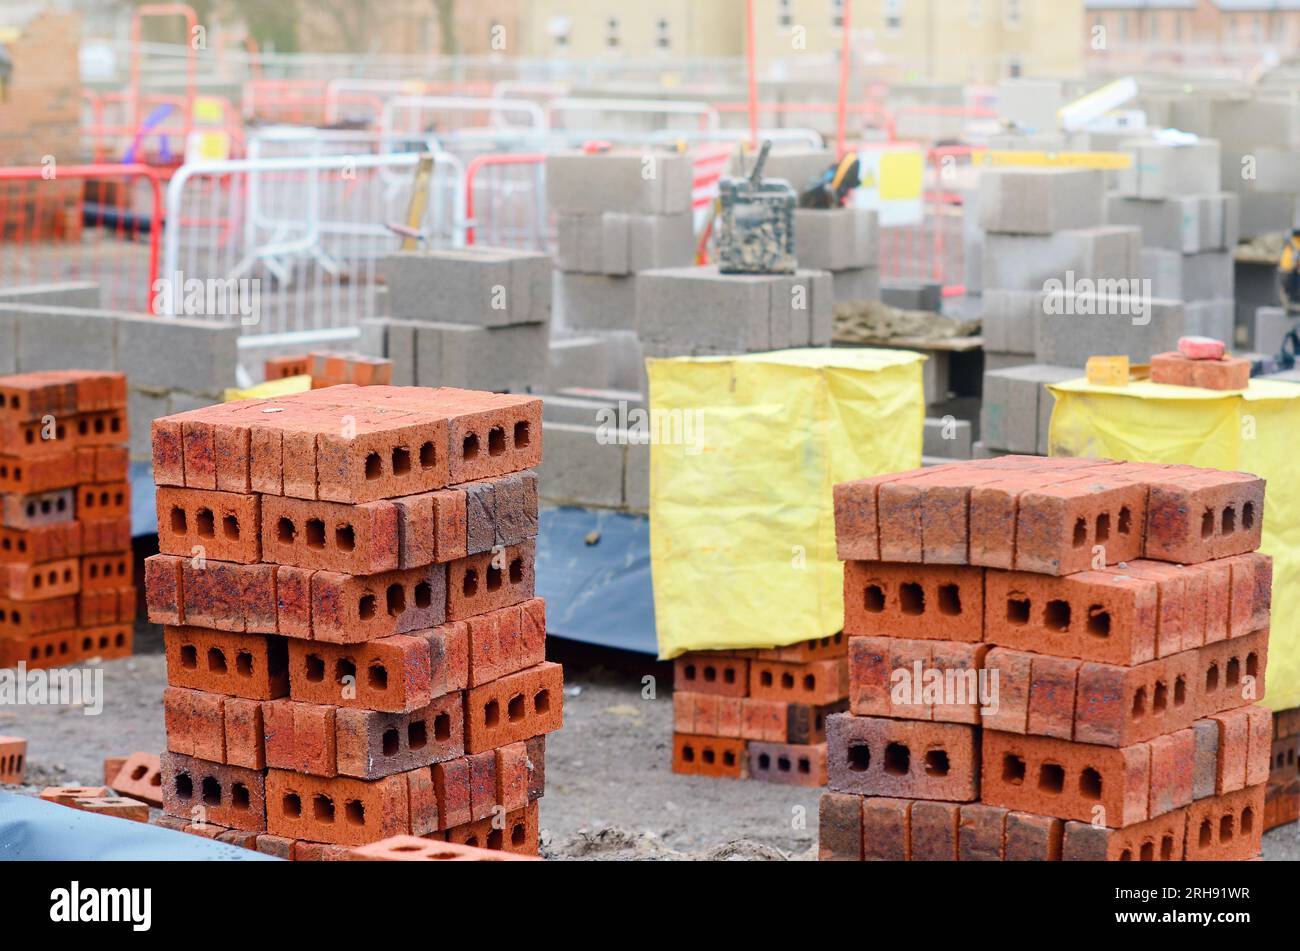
left=824, top=457, right=1274, bottom=861
left=672, top=635, right=849, bottom=786
left=795, top=208, right=880, bottom=304
left=1105, top=138, right=1237, bottom=342
left=1252, top=306, right=1299, bottom=360
left=546, top=150, right=696, bottom=336
left=979, top=364, right=1077, bottom=457
left=145, top=385, right=561, bottom=858
left=366, top=248, right=552, bottom=394
left=0, top=371, right=135, bottom=669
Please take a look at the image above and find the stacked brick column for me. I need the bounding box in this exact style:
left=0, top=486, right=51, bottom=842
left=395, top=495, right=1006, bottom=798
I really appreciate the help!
left=1266, top=707, right=1300, bottom=830
left=0, top=371, right=134, bottom=669
left=144, top=385, right=562, bottom=858
left=823, top=456, right=1273, bottom=861
left=671, top=636, right=849, bottom=786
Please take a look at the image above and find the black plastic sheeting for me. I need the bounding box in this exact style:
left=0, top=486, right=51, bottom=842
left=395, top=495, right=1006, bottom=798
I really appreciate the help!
left=131, top=464, right=658, bottom=655
left=0, top=791, right=279, bottom=860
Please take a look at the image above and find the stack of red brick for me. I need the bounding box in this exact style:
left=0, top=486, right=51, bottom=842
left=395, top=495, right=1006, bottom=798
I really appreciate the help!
left=822, top=456, right=1274, bottom=861
left=264, top=352, right=393, bottom=389
left=0, top=371, right=134, bottom=669
left=144, top=385, right=562, bottom=859
left=671, top=636, right=849, bottom=786
left=1266, top=708, right=1300, bottom=830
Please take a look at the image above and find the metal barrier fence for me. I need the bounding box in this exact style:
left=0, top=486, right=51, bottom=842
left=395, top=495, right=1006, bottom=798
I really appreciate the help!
left=0, top=164, right=163, bottom=314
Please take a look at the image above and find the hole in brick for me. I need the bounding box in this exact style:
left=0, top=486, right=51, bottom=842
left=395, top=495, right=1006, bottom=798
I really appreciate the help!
left=231, top=783, right=250, bottom=810
left=368, top=664, right=388, bottom=690
left=1161, top=835, right=1174, bottom=860
left=306, top=519, right=326, bottom=549
left=414, top=582, right=432, bottom=608
left=1206, top=663, right=1219, bottom=692
left=487, top=564, right=503, bottom=591
left=777, top=756, right=792, bottom=772
left=514, top=421, right=530, bottom=449
left=864, top=585, right=885, bottom=613
left=1243, top=502, right=1255, bottom=530
left=1002, top=754, right=1026, bottom=785
left=508, top=694, right=525, bottom=721
left=131, top=765, right=148, bottom=781
left=382, top=729, right=400, bottom=756
left=1153, top=681, right=1168, bottom=714
left=386, top=584, right=405, bottom=616
left=175, top=773, right=193, bottom=799
left=891, top=581, right=929, bottom=618
left=1241, top=807, right=1254, bottom=834
left=510, top=558, right=523, bottom=583
left=682, top=664, right=696, bottom=681
left=277, top=517, right=296, bottom=543
left=758, top=752, right=772, bottom=771
left=463, top=433, right=480, bottom=461
left=1119, top=849, right=1132, bottom=861
left=1007, top=596, right=1030, bottom=625
left=306, top=654, right=325, bottom=682
left=1247, top=652, right=1258, bottom=679
left=924, top=750, right=950, bottom=776
left=392, top=447, right=411, bottom=477
left=681, top=744, right=695, bottom=763
left=780, top=671, right=794, bottom=689
left=201, top=776, right=221, bottom=806
left=1086, top=606, right=1111, bottom=638
left=236, top=651, right=253, bottom=677
left=180, top=645, right=197, bottom=669
left=1080, top=767, right=1103, bottom=800
left=1199, top=818, right=1212, bottom=847
left=1043, top=600, right=1071, bottom=633
left=345, top=800, right=365, bottom=826
left=724, top=667, right=736, bottom=684
left=1226, top=656, right=1240, bottom=687
left=485, top=829, right=503, bottom=850
left=408, top=720, right=427, bottom=750
left=937, top=584, right=962, bottom=616
left=798, top=757, right=811, bottom=774
left=1096, top=512, right=1110, bottom=543
left=335, top=658, right=356, bottom=685
left=434, top=713, right=450, bottom=740
left=1073, top=517, right=1087, bottom=547
left=760, top=670, right=773, bottom=687
left=207, top=647, right=227, bottom=674
left=484, top=699, right=500, bottom=727
left=803, top=674, right=816, bottom=691
left=534, top=689, right=550, bottom=714
left=1139, top=841, right=1154, bottom=861
left=313, top=795, right=335, bottom=823
left=336, top=525, right=355, bottom=551
left=463, top=569, right=478, bottom=597
left=1219, top=814, right=1234, bottom=842
left=703, top=665, right=717, bottom=683
left=170, top=507, right=188, bottom=534
left=883, top=742, right=910, bottom=776
left=1118, top=506, right=1132, bottom=535
left=223, top=515, right=239, bottom=540
left=420, top=442, right=436, bottom=469
left=847, top=743, right=871, bottom=771
left=1201, top=509, right=1215, bottom=539
left=358, top=595, right=376, bottom=620
left=1221, top=506, right=1236, bottom=535
left=1037, top=763, right=1065, bottom=794
left=365, top=453, right=382, bottom=480
left=196, top=509, right=215, bottom=538
left=1132, top=687, right=1147, bottom=718
left=702, top=748, right=716, bottom=765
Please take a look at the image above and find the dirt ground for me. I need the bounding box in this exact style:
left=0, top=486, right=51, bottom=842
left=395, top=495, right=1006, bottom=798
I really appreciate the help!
left=5, top=645, right=1298, bottom=862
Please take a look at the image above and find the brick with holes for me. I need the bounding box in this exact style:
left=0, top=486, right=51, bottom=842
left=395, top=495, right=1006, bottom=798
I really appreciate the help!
left=39, top=785, right=111, bottom=806
left=672, top=733, right=746, bottom=779
left=1196, top=629, right=1268, bottom=718
left=826, top=714, right=979, bottom=801
left=747, top=741, right=827, bottom=786
left=71, top=796, right=150, bottom=823
left=0, top=594, right=77, bottom=638
left=160, top=751, right=267, bottom=832
left=164, top=626, right=290, bottom=700
left=1145, top=469, right=1265, bottom=564
left=348, top=835, right=539, bottom=861
left=445, top=540, right=535, bottom=622
left=673, top=654, right=749, bottom=698
left=1074, top=649, right=1200, bottom=747
left=156, top=487, right=261, bottom=564
left=310, top=562, right=447, bottom=643
left=0, top=522, right=81, bottom=564
left=1, top=488, right=76, bottom=529
left=439, top=801, right=539, bottom=856
left=260, top=495, right=399, bottom=574
left=843, top=562, right=984, bottom=642
left=1183, top=784, right=1265, bottom=860
left=334, top=692, right=464, bottom=779
left=287, top=634, right=436, bottom=713
left=463, top=661, right=563, bottom=753
left=81, top=551, right=133, bottom=594
left=1012, top=478, right=1148, bottom=576
left=264, top=768, right=414, bottom=846
left=0, top=735, right=27, bottom=785
left=0, top=558, right=79, bottom=600
left=0, top=451, right=79, bottom=495
left=77, top=480, right=130, bottom=522
left=748, top=658, right=848, bottom=706
left=1061, top=807, right=1187, bottom=861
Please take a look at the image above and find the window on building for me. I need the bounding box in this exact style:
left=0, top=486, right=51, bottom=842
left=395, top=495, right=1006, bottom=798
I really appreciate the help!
left=1175, top=13, right=1184, bottom=42
left=1254, top=15, right=1265, bottom=43
left=1006, top=54, right=1023, bottom=78
left=778, top=0, right=793, bottom=28
left=832, top=0, right=845, bottom=29
left=656, top=17, right=671, bottom=50
left=970, top=0, right=982, bottom=27
left=606, top=16, right=620, bottom=48
left=1120, top=12, right=1129, bottom=40
left=885, top=0, right=903, bottom=33
left=547, top=16, right=570, bottom=49
left=1149, top=15, right=1159, bottom=42
left=1005, top=0, right=1021, bottom=29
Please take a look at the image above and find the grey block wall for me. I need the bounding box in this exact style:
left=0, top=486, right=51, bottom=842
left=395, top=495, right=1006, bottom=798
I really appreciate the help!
left=1032, top=292, right=1187, bottom=366
left=980, top=364, right=1078, bottom=455
left=978, top=168, right=1107, bottom=235
left=383, top=248, right=552, bottom=327
left=546, top=151, right=694, bottom=216
left=556, top=212, right=694, bottom=276
left=554, top=271, right=638, bottom=333
left=982, top=227, right=1142, bottom=292
left=1107, top=194, right=1239, bottom=254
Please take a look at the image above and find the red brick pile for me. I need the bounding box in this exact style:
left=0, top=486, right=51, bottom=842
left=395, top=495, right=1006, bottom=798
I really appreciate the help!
left=1266, top=708, right=1300, bottom=830
left=0, top=371, right=134, bottom=669
left=822, top=456, right=1274, bottom=861
left=671, top=636, right=849, bottom=786
left=264, top=352, right=393, bottom=388
left=144, top=385, right=561, bottom=859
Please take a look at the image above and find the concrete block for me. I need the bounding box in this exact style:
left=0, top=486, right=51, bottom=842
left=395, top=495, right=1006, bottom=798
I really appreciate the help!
left=383, top=248, right=550, bottom=327
left=1115, top=139, right=1221, bottom=199
left=415, top=321, right=549, bottom=393
left=554, top=272, right=638, bottom=333
left=596, top=331, right=646, bottom=393
left=538, top=422, right=625, bottom=508
left=922, top=416, right=973, bottom=460
left=998, top=79, right=1063, bottom=131
left=979, top=168, right=1106, bottom=235
left=1184, top=299, right=1236, bottom=343
left=357, top=317, right=388, bottom=359
left=556, top=212, right=693, bottom=276
left=982, top=227, right=1141, bottom=292
left=6, top=304, right=118, bottom=374
left=963, top=187, right=985, bottom=296
left=117, top=314, right=240, bottom=397
left=626, top=213, right=695, bottom=273
left=1254, top=306, right=1300, bottom=357
left=556, top=214, right=603, bottom=273
left=1032, top=292, right=1186, bottom=366
left=980, top=364, right=1076, bottom=454
left=1107, top=194, right=1236, bottom=254
left=1142, top=248, right=1234, bottom=302
left=624, top=438, right=650, bottom=514
left=980, top=289, right=1039, bottom=355
left=1231, top=146, right=1300, bottom=194
left=735, top=149, right=834, bottom=193
left=881, top=280, right=942, bottom=313
left=0, top=310, right=14, bottom=374
left=1238, top=191, right=1300, bottom=240
left=830, top=266, right=880, bottom=304
left=127, top=388, right=168, bottom=461
left=548, top=336, right=613, bottom=390
left=0, top=281, right=100, bottom=309
left=541, top=393, right=620, bottom=427
left=546, top=151, right=694, bottom=216
left=983, top=351, right=1037, bottom=372
left=794, top=208, right=878, bottom=271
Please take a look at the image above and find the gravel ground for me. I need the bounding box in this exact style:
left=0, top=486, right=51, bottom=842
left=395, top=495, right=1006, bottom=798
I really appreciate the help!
left=4, top=646, right=1298, bottom=861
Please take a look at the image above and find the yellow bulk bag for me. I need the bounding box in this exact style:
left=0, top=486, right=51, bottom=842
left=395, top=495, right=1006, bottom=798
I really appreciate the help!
left=1048, top=377, right=1300, bottom=711
left=648, top=348, right=925, bottom=660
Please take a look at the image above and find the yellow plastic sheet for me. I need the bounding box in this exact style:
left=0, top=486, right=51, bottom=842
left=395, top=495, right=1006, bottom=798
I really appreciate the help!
left=1048, top=377, right=1300, bottom=711
left=648, top=348, right=925, bottom=659
left=223, top=375, right=312, bottom=402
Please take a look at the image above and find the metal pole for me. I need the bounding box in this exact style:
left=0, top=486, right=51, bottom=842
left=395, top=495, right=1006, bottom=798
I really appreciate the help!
left=746, top=0, right=759, bottom=148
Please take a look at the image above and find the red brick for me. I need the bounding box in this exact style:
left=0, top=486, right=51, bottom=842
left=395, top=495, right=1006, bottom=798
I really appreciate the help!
left=164, top=626, right=289, bottom=700
left=178, top=558, right=275, bottom=633
left=1144, top=469, right=1265, bottom=564
left=0, top=735, right=28, bottom=784
left=673, top=653, right=748, bottom=697
left=310, top=563, right=447, bottom=642
left=467, top=750, right=498, bottom=821
left=1196, top=629, right=1268, bottom=718
left=264, top=699, right=338, bottom=776
left=463, top=661, right=563, bottom=753
left=747, top=741, right=827, bottom=786
left=1074, top=649, right=1199, bottom=747
left=348, top=835, right=538, bottom=861
left=1003, top=811, right=1063, bottom=861
left=264, top=769, right=413, bottom=846
left=0, top=594, right=77, bottom=638
left=751, top=631, right=848, bottom=663
left=440, top=800, right=539, bottom=856
left=843, top=562, right=984, bottom=641
left=749, top=658, right=848, bottom=706
left=672, top=733, right=746, bottom=779
left=1148, top=728, right=1196, bottom=817
left=334, top=692, right=464, bottom=779
left=0, top=450, right=79, bottom=494
left=71, top=796, right=150, bottom=823
left=77, top=480, right=130, bottom=522
left=156, top=487, right=261, bottom=564
left=1014, top=478, right=1146, bottom=575
left=445, top=540, right=535, bottom=621
left=39, top=785, right=111, bottom=806
left=160, top=751, right=267, bottom=832
left=827, top=714, right=979, bottom=801
left=740, top=697, right=785, bottom=741
left=433, top=757, right=472, bottom=829
left=287, top=634, right=435, bottom=713
left=495, top=741, right=531, bottom=813
left=223, top=697, right=267, bottom=770
left=468, top=601, right=546, bottom=687
left=862, top=797, right=911, bottom=860
left=1027, top=654, right=1079, bottom=740
left=1061, top=808, right=1186, bottom=860
left=908, top=800, right=960, bottom=861
left=260, top=495, right=399, bottom=574
left=0, top=558, right=79, bottom=600
left=152, top=417, right=185, bottom=486
left=314, top=410, right=450, bottom=504
left=0, top=522, right=81, bottom=564
left=525, top=736, right=546, bottom=801
left=0, top=488, right=76, bottom=529
left=80, top=551, right=133, bottom=594
left=957, top=803, right=1008, bottom=861
left=1183, top=784, right=1265, bottom=860
left=817, top=792, right=864, bottom=861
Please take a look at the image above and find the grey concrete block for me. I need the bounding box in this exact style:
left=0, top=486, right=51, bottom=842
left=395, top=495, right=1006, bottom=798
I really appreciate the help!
left=626, top=213, right=695, bottom=273
left=117, top=314, right=240, bottom=397
left=541, top=393, right=620, bottom=427
left=384, top=248, right=550, bottom=327
left=624, top=438, right=649, bottom=514
left=1032, top=292, right=1186, bottom=366
left=415, top=321, right=549, bottom=393
left=556, top=214, right=602, bottom=273
left=998, top=78, right=1063, bottom=131
left=981, top=289, right=1039, bottom=355
left=537, top=422, right=625, bottom=508
left=546, top=151, right=694, bottom=215
left=0, top=281, right=101, bottom=309
left=979, top=168, right=1106, bottom=235
left=1107, top=194, right=1236, bottom=254
left=6, top=304, right=119, bottom=374
left=922, top=416, right=973, bottom=459
left=558, top=212, right=695, bottom=276
left=1238, top=191, right=1300, bottom=240
left=127, top=388, right=168, bottom=461
left=1254, top=306, right=1299, bottom=357
left=554, top=271, right=638, bottom=333
left=830, top=266, right=880, bottom=304
left=794, top=208, right=878, bottom=271
left=881, top=280, right=942, bottom=313
left=735, top=148, right=834, bottom=193
left=983, top=227, right=1142, bottom=292
left=1184, top=299, right=1236, bottom=343
left=1115, top=138, right=1221, bottom=199
left=548, top=336, right=613, bottom=390
left=984, top=351, right=1037, bottom=372
left=357, top=317, right=388, bottom=359
left=1233, top=146, right=1300, bottom=194
left=602, top=331, right=647, bottom=393
left=980, top=364, right=1076, bottom=454
left=1142, top=248, right=1235, bottom=302
left=0, top=310, right=14, bottom=374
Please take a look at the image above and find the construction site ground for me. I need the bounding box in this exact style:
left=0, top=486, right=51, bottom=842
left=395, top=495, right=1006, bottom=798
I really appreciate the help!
left=9, top=631, right=1300, bottom=861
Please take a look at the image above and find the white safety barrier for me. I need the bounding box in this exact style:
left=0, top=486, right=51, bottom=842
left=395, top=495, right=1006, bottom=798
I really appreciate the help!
left=547, top=97, right=720, bottom=136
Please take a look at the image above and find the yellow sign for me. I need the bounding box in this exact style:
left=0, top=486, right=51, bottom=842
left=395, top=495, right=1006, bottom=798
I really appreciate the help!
left=973, top=150, right=1133, bottom=170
